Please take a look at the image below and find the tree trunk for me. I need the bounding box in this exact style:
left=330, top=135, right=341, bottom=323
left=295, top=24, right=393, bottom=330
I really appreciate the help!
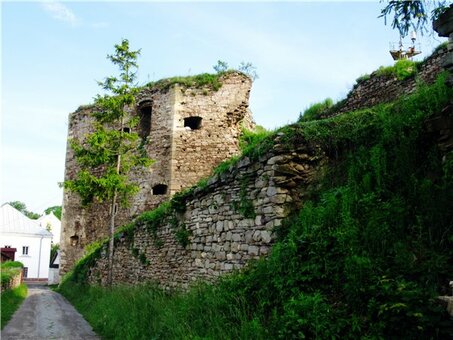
left=107, top=191, right=117, bottom=286
left=107, top=116, right=124, bottom=286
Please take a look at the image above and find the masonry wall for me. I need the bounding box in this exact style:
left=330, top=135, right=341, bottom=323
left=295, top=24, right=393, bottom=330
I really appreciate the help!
left=86, top=134, right=326, bottom=288
left=60, top=72, right=254, bottom=275
left=170, top=73, right=254, bottom=193
left=325, top=47, right=447, bottom=118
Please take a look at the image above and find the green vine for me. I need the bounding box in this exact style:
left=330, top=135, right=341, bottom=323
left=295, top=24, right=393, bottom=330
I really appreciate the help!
left=232, top=176, right=256, bottom=219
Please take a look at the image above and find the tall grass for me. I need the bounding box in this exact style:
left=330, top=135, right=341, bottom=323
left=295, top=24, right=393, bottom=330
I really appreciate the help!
left=59, top=280, right=266, bottom=340
left=1, top=284, right=28, bottom=329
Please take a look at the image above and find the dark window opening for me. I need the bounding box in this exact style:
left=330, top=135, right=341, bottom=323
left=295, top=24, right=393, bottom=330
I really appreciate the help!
left=22, top=246, right=29, bottom=255
left=23, top=267, right=28, bottom=278
left=70, top=235, right=79, bottom=247
left=121, top=127, right=131, bottom=133
left=152, top=184, right=168, bottom=195
left=184, top=116, right=202, bottom=130
left=139, top=102, right=152, bottom=139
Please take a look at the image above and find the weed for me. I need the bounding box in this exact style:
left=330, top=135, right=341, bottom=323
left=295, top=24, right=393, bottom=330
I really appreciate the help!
left=1, top=284, right=27, bottom=329
left=299, top=98, right=334, bottom=122
left=146, top=72, right=230, bottom=92
left=376, top=59, right=420, bottom=80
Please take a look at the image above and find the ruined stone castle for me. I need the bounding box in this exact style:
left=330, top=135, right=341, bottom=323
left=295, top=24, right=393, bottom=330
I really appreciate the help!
left=60, top=72, right=254, bottom=275
left=60, top=43, right=449, bottom=283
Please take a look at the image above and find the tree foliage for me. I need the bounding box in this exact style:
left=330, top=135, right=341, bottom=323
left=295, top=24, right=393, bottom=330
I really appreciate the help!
left=7, top=201, right=40, bottom=220
left=380, top=0, right=451, bottom=37
left=62, top=39, right=152, bottom=286
left=44, top=205, right=62, bottom=220
left=212, top=60, right=259, bottom=81
left=62, top=39, right=152, bottom=207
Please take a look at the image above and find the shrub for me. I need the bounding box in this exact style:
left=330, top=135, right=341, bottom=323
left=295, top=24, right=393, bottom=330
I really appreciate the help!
left=1, top=261, right=24, bottom=288
left=376, top=59, right=419, bottom=80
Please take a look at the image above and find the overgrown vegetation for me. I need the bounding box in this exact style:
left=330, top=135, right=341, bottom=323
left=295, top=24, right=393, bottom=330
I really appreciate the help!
left=145, top=60, right=258, bottom=93
left=1, top=284, right=27, bottom=329
left=299, top=98, right=334, bottom=122
left=213, top=60, right=259, bottom=81
left=1, top=261, right=23, bottom=287
left=232, top=176, right=256, bottom=219
left=44, top=205, right=62, bottom=220
left=376, top=59, right=420, bottom=80
left=147, top=72, right=226, bottom=92
left=59, top=72, right=453, bottom=338
left=1, top=261, right=26, bottom=330
left=59, top=280, right=264, bottom=339
left=432, top=41, right=449, bottom=55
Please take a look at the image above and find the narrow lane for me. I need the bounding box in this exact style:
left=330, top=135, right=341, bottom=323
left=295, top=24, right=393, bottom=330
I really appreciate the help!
left=2, top=284, right=99, bottom=340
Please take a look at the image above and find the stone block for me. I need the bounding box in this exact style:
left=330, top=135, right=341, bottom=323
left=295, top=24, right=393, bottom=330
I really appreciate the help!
left=255, top=215, right=263, bottom=226
left=224, top=263, right=233, bottom=270
left=261, top=231, right=272, bottom=243
left=215, top=251, right=226, bottom=260
left=245, top=230, right=254, bottom=243
left=232, top=233, right=242, bottom=242
left=216, top=221, right=224, bottom=232
left=248, top=246, right=259, bottom=256
left=231, top=242, right=240, bottom=252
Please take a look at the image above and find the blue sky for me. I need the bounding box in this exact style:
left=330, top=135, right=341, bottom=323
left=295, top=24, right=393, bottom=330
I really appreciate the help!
left=1, top=1, right=448, bottom=213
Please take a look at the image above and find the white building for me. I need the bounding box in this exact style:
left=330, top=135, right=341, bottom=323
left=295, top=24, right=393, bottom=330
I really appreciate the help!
left=37, top=212, right=61, bottom=244
left=0, top=203, right=52, bottom=280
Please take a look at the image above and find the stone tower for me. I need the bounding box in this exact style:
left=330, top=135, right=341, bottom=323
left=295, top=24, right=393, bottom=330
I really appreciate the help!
left=60, top=72, right=254, bottom=275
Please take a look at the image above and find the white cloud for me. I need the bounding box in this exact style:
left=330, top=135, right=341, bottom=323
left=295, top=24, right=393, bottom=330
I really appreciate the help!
left=41, top=1, right=77, bottom=26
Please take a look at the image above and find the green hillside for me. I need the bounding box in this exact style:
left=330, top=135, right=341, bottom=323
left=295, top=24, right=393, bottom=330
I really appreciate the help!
left=59, top=72, right=453, bottom=339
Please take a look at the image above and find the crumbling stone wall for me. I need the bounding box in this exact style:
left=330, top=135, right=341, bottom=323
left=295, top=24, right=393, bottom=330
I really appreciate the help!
left=86, top=135, right=326, bottom=288
left=171, top=74, right=254, bottom=193
left=0, top=270, right=22, bottom=293
left=60, top=72, right=254, bottom=276
left=326, top=47, right=447, bottom=117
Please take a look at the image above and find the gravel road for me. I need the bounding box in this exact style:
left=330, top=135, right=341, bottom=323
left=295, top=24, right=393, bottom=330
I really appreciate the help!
left=1, top=284, right=99, bottom=340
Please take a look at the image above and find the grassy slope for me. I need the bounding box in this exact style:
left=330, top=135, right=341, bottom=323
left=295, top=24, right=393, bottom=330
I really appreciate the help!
left=1, top=284, right=28, bottom=329
left=59, top=74, right=453, bottom=339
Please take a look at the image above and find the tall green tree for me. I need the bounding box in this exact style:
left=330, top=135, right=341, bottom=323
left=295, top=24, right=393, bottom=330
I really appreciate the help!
left=63, top=39, right=152, bottom=285
left=380, top=0, right=450, bottom=37
left=7, top=201, right=40, bottom=219
left=44, top=205, right=62, bottom=220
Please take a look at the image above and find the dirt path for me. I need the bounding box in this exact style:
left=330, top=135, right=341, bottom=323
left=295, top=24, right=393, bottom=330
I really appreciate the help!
left=1, top=284, right=99, bottom=340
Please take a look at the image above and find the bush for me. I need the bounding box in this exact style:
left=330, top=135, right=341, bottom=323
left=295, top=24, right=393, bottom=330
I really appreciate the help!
left=376, top=59, right=419, bottom=80
left=1, top=261, right=24, bottom=288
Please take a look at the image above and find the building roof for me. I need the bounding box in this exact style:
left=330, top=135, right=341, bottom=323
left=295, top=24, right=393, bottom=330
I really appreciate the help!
left=0, top=203, right=52, bottom=237
left=37, top=212, right=61, bottom=227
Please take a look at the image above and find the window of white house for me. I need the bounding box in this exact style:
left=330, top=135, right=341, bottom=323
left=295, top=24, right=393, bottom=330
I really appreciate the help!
left=23, top=267, right=28, bottom=278
left=22, top=246, right=29, bottom=255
